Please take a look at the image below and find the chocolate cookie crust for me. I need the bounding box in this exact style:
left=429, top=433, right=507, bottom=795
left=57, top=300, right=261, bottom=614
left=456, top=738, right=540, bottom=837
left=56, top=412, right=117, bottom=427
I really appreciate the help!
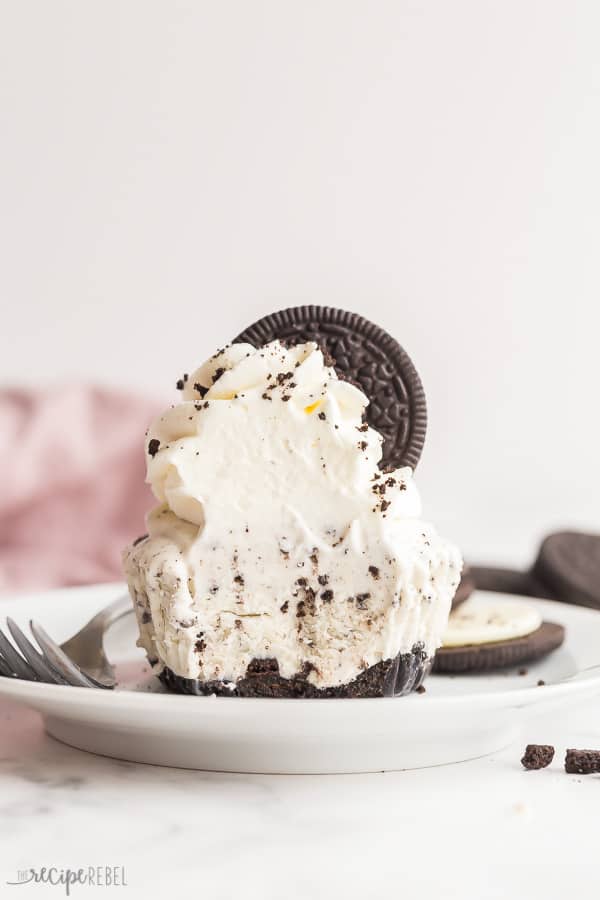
left=160, top=644, right=430, bottom=698
left=234, top=306, right=427, bottom=471
left=433, top=621, right=565, bottom=674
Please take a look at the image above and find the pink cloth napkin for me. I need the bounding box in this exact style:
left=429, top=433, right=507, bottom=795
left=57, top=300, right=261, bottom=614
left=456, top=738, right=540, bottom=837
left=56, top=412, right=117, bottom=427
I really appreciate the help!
left=0, top=386, right=161, bottom=594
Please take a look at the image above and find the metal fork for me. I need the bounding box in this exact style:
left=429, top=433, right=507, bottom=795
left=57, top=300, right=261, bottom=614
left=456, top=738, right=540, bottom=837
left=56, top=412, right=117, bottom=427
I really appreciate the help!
left=0, top=594, right=133, bottom=689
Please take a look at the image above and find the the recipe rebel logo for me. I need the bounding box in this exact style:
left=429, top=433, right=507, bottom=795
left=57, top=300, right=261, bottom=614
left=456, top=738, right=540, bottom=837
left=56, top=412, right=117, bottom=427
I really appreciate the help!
left=6, top=866, right=127, bottom=895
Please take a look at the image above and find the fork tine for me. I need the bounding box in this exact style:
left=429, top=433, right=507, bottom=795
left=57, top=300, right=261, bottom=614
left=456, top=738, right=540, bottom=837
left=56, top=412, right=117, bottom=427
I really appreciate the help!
left=0, top=653, right=16, bottom=678
left=0, top=628, right=37, bottom=681
left=6, top=619, right=69, bottom=685
left=29, top=621, right=110, bottom=689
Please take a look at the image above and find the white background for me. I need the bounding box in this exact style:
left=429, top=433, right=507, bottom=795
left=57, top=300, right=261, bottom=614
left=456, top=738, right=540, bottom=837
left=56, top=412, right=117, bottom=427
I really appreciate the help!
left=1, top=1, right=599, bottom=567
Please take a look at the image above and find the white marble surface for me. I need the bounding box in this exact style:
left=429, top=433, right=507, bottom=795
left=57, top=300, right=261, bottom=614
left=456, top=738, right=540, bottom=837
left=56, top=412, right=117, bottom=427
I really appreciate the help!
left=1, top=696, right=599, bottom=900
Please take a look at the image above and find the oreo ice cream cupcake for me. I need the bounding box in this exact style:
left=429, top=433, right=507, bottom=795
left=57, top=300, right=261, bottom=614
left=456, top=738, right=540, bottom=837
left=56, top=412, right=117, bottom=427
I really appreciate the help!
left=123, top=308, right=462, bottom=697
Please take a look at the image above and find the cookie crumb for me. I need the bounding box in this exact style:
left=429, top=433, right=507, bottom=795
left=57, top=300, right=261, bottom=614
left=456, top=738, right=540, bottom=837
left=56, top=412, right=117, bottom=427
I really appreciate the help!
left=521, top=744, right=554, bottom=770
left=565, top=749, right=600, bottom=775
left=416, top=685, right=426, bottom=694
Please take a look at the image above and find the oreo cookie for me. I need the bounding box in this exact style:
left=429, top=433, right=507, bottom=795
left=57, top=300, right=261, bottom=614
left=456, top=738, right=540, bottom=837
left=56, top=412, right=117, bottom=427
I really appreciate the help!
left=234, top=306, right=427, bottom=470
left=533, top=531, right=600, bottom=610
left=433, top=621, right=565, bottom=674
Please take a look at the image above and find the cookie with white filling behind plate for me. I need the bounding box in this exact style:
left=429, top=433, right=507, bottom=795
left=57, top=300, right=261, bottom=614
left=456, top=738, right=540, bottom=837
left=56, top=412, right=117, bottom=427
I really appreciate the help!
left=434, top=598, right=565, bottom=673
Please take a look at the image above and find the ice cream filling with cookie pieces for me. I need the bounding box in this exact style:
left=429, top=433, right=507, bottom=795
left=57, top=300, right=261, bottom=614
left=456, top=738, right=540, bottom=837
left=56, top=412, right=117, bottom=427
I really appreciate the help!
left=123, top=340, right=462, bottom=690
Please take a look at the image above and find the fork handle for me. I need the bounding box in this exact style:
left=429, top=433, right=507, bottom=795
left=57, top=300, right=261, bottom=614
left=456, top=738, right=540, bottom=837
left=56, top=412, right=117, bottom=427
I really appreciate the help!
left=85, top=593, right=133, bottom=632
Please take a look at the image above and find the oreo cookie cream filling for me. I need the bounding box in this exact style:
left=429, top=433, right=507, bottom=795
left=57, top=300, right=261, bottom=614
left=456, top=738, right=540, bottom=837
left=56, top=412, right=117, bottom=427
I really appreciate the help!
left=123, top=338, right=462, bottom=696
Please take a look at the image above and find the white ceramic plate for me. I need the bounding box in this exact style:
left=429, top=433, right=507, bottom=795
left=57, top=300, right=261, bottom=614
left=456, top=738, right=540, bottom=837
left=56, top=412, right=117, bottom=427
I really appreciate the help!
left=1, top=583, right=600, bottom=774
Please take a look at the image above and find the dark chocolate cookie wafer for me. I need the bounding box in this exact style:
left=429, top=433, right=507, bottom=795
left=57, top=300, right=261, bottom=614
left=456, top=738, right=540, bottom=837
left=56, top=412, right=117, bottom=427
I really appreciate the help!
left=433, top=621, right=565, bottom=674
left=470, top=566, right=555, bottom=600
left=452, top=564, right=475, bottom=609
left=234, top=306, right=427, bottom=470
left=533, top=531, right=600, bottom=610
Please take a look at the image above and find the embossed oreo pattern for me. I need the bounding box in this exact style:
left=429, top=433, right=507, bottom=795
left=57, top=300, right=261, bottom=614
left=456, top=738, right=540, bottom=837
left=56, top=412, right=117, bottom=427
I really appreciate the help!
left=234, top=306, right=427, bottom=470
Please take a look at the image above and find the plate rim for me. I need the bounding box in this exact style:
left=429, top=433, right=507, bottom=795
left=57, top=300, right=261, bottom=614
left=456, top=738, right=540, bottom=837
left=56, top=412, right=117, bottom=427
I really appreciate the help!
left=1, top=582, right=600, bottom=712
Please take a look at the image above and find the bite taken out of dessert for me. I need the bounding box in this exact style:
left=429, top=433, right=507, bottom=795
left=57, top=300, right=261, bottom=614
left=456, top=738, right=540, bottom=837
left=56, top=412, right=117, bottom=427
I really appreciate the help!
left=123, top=306, right=463, bottom=697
